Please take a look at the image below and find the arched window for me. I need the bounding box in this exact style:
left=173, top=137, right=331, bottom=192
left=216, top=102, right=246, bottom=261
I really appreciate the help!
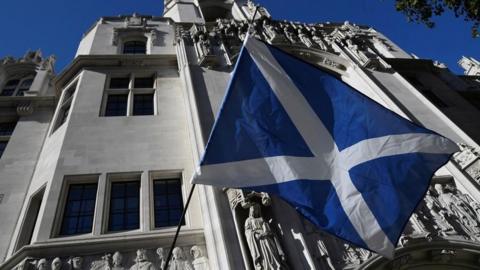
left=1, top=79, right=20, bottom=96
left=16, top=78, right=33, bottom=96
left=1, top=77, right=34, bottom=96
left=123, top=41, right=146, bottom=54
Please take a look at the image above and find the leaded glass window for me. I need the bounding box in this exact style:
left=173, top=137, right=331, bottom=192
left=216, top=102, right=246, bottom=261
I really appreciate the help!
left=133, top=94, right=154, bottom=116
left=60, top=183, right=98, bottom=236
left=123, top=41, right=146, bottom=54
left=109, top=181, right=140, bottom=231
left=105, top=94, right=128, bottom=116
left=153, top=179, right=184, bottom=228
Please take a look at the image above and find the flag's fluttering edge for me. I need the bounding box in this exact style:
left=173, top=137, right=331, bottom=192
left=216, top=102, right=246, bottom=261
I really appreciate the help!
left=191, top=36, right=458, bottom=258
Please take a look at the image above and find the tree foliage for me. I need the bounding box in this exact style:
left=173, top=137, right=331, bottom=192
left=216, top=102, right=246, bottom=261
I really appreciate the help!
left=394, top=0, right=480, bottom=37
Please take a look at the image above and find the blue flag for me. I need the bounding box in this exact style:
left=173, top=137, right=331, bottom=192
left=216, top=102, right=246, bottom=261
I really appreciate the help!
left=192, top=36, right=458, bottom=257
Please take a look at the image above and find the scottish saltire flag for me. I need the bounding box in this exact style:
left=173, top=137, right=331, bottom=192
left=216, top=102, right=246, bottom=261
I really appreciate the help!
left=192, top=36, right=458, bottom=257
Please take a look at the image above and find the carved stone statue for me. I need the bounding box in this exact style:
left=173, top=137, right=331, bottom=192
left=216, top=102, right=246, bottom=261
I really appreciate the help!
left=112, top=252, right=125, bottom=270
left=168, top=247, right=192, bottom=270
left=342, top=244, right=361, bottom=265
left=244, top=203, right=288, bottom=270
left=435, top=184, right=480, bottom=235
left=51, top=258, right=62, bottom=270
left=190, top=246, right=209, bottom=270
left=316, top=239, right=334, bottom=270
left=130, top=249, right=156, bottom=270
left=36, top=258, right=47, bottom=270
left=156, top=248, right=166, bottom=270
left=66, top=257, right=82, bottom=270
left=90, top=254, right=112, bottom=270
left=409, top=212, right=427, bottom=234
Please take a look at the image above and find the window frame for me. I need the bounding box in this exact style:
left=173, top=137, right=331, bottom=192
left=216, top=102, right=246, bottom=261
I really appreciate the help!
left=0, top=118, right=17, bottom=159
left=104, top=172, right=143, bottom=234
left=51, top=78, right=79, bottom=134
left=122, top=40, right=147, bottom=55
left=101, top=73, right=157, bottom=117
left=149, top=171, right=187, bottom=230
left=53, top=174, right=100, bottom=238
left=0, top=76, right=35, bottom=96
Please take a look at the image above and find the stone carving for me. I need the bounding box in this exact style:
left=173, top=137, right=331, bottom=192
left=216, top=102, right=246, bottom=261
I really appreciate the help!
left=68, top=257, right=83, bottom=270
left=51, top=257, right=62, bottom=270
left=90, top=254, right=112, bottom=270
left=36, top=258, right=48, bottom=270
left=168, top=247, right=192, bottom=270
left=459, top=56, right=480, bottom=76
left=130, top=249, right=156, bottom=270
left=244, top=203, right=288, bottom=270
left=316, top=239, right=334, bottom=270
left=453, top=144, right=479, bottom=169
left=156, top=248, right=166, bottom=270
left=113, top=252, right=126, bottom=270
left=435, top=184, right=480, bottom=237
left=190, top=246, right=209, bottom=270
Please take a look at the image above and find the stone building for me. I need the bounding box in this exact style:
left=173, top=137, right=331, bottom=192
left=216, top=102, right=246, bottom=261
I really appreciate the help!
left=1, top=0, right=480, bottom=269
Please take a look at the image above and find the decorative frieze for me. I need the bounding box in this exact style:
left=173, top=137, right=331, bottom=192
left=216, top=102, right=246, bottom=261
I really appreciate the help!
left=453, top=144, right=480, bottom=184
left=11, top=246, right=209, bottom=270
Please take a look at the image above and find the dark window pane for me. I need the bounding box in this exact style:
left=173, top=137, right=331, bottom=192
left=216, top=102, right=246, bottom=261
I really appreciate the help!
left=0, top=141, right=8, bottom=158
left=153, top=179, right=184, bottom=228
left=105, top=94, right=128, bottom=116
left=133, top=94, right=154, bottom=116
left=109, top=181, right=140, bottom=231
left=123, top=41, right=146, bottom=54
left=109, top=78, right=130, bottom=89
left=60, top=183, right=98, bottom=236
left=134, top=77, right=154, bottom=88
left=1, top=88, right=15, bottom=96
left=0, top=122, right=16, bottom=136
left=1, top=79, right=19, bottom=96
left=58, top=104, right=71, bottom=126
left=16, top=79, right=33, bottom=96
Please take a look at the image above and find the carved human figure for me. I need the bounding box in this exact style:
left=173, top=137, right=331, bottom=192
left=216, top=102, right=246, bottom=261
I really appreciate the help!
left=435, top=184, right=480, bottom=234
left=90, top=253, right=112, bottom=270
left=36, top=258, right=48, bottom=270
left=168, top=247, right=192, bottom=270
left=51, top=258, right=62, bottom=270
left=342, top=244, right=361, bottom=265
left=409, top=212, right=427, bottom=234
left=112, top=252, right=125, bottom=270
left=130, top=249, right=156, bottom=270
left=244, top=203, right=288, bottom=270
left=67, top=257, right=83, bottom=270
left=316, top=239, right=334, bottom=270
left=190, top=246, right=209, bottom=270
left=156, top=248, right=165, bottom=270
left=426, top=200, right=454, bottom=235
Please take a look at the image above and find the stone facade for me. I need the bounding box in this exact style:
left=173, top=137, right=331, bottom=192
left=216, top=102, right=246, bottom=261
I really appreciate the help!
left=1, top=1, right=480, bottom=269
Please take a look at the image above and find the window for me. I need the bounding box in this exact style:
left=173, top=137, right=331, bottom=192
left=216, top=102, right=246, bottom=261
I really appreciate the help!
left=1, top=77, right=34, bottom=96
left=52, top=82, right=77, bottom=132
left=0, top=121, right=16, bottom=159
left=60, top=183, right=98, bottom=236
left=0, top=141, right=7, bottom=159
left=15, top=188, right=45, bottom=250
left=123, top=41, right=146, bottom=54
left=153, top=178, right=184, bottom=228
left=0, top=122, right=16, bottom=136
left=1, top=79, right=19, bottom=96
left=16, top=79, right=33, bottom=96
left=105, top=94, right=128, bottom=116
left=133, top=94, right=154, bottom=116
left=102, top=75, right=156, bottom=117
left=109, top=181, right=140, bottom=231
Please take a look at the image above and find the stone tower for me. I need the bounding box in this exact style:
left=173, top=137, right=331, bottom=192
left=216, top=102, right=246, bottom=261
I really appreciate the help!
left=1, top=1, right=480, bottom=269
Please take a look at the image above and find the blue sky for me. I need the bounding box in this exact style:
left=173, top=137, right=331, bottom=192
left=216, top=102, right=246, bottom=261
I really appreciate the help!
left=0, top=0, right=477, bottom=74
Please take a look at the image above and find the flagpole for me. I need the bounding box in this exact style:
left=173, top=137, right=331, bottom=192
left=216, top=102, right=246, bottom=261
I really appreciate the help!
left=162, top=184, right=196, bottom=270
left=162, top=6, right=261, bottom=270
